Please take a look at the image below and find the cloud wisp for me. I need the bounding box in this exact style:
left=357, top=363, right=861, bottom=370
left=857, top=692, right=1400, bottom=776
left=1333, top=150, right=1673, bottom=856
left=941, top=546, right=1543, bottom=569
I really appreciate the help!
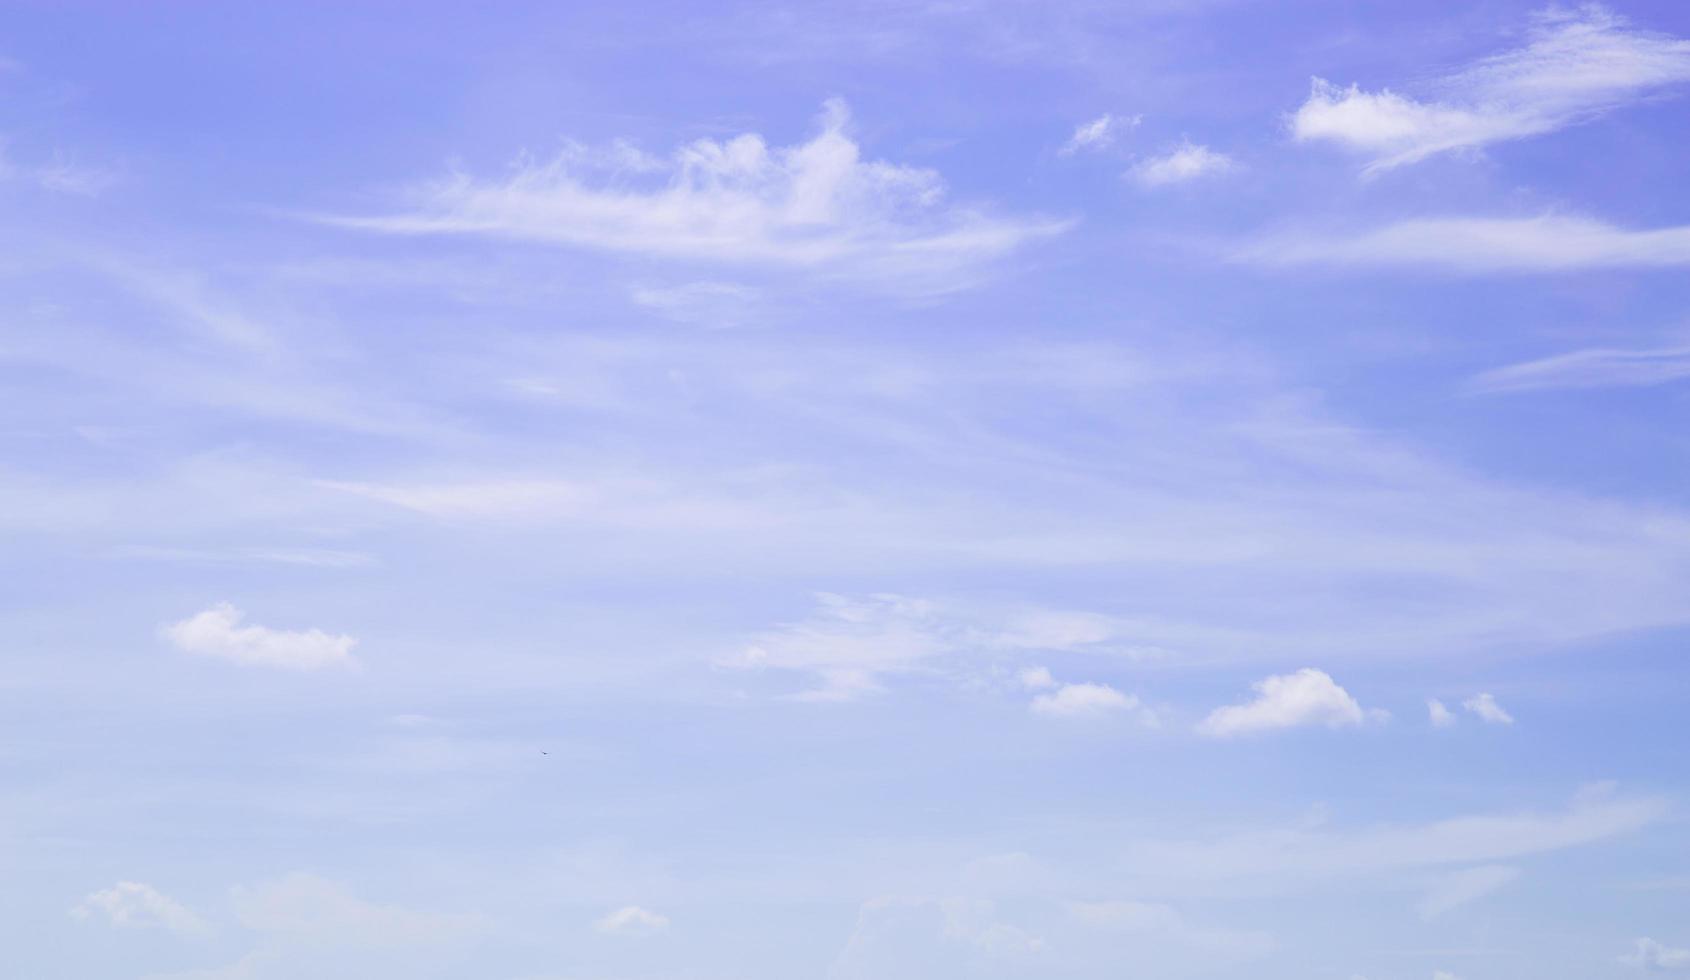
left=72, top=882, right=207, bottom=934
left=1471, top=343, right=1690, bottom=393
left=1238, top=214, right=1690, bottom=273
left=317, top=99, right=1067, bottom=293
left=1292, top=6, right=1690, bottom=173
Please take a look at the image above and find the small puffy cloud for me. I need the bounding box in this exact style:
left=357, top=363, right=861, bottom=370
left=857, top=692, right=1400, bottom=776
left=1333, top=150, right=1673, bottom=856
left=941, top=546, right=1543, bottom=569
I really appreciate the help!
left=319, top=99, right=1066, bottom=293
left=1463, top=692, right=1515, bottom=725
left=593, top=905, right=669, bottom=935
left=1030, top=681, right=1137, bottom=718
left=1471, top=344, right=1690, bottom=394
left=1428, top=699, right=1456, bottom=728
left=1129, top=140, right=1235, bottom=187
left=1060, top=113, right=1138, bottom=155
left=164, top=603, right=356, bottom=670
left=1197, top=668, right=1378, bottom=737
left=72, top=881, right=207, bottom=934
left=1433, top=972, right=1462, bottom=980
left=1415, top=864, right=1519, bottom=920
left=1292, top=6, right=1690, bottom=173
left=1622, top=937, right=1690, bottom=971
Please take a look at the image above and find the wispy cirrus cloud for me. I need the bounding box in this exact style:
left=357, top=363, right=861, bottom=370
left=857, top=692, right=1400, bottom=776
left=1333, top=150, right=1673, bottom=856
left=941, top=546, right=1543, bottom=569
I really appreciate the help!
left=724, top=593, right=1150, bottom=703
left=1239, top=214, right=1690, bottom=273
left=1292, top=6, right=1690, bottom=173
left=73, top=882, right=207, bottom=934
left=316, top=99, right=1067, bottom=293
left=1415, top=864, right=1519, bottom=919
left=1126, top=790, right=1664, bottom=882
left=1060, top=112, right=1138, bottom=155
left=1471, top=343, right=1690, bottom=392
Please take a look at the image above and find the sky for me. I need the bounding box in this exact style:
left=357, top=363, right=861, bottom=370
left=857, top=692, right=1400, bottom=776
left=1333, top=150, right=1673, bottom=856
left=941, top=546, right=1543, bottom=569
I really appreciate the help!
left=2, top=2, right=1690, bottom=978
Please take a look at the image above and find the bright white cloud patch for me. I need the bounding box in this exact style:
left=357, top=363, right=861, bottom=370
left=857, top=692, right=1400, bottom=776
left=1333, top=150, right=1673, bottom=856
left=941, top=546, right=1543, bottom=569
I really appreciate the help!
left=1129, top=140, right=1234, bottom=186
left=1622, top=937, right=1690, bottom=971
left=1197, top=668, right=1375, bottom=737
left=1292, top=6, right=1690, bottom=172
left=72, top=881, right=207, bottom=933
left=1428, top=699, right=1456, bottom=728
left=164, top=603, right=356, bottom=670
left=1471, top=344, right=1690, bottom=393
left=322, top=99, right=1065, bottom=291
left=594, top=905, right=670, bottom=935
left=1463, top=692, right=1515, bottom=725
left=1240, top=214, right=1690, bottom=272
left=1415, top=864, right=1519, bottom=919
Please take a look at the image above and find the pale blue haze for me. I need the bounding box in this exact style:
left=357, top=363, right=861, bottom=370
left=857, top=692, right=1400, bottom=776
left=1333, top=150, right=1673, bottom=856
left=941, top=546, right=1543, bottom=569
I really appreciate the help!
left=2, top=3, right=1689, bottom=979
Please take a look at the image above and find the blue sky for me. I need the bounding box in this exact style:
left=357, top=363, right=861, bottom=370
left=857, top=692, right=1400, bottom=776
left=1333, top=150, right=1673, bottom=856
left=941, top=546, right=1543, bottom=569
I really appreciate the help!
left=4, top=2, right=1690, bottom=978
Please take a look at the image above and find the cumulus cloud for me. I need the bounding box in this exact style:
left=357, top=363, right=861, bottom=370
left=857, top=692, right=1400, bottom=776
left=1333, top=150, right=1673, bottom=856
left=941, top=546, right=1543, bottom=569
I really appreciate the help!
left=164, top=603, right=356, bottom=670
left=1030, top=681, right=1138, bottom=718
left=1197, top=668, right=1378, bottom=737
left=1622, top=937, right=1690, bottom=971
left=319, top=99, right=1066, bottom=292
left=593, top=905, right=670, bottom=935
left=1238, top=214, right=1690, bottom=273
left=1428, top=699, right=1457, bottom=728
left=1415, top=864, right=1520, bottom=919
left=1060, top=113, right=1137, bottom=155
left=72, top=881, right=207, bottom=934
left=1292, top=6, right=1690, bottom=172
left=1129, top=140, right=1235, bottom=186
left=1463, top=692, right=1515, bottom=725
left=1471, top=344, right=1690, bottom=393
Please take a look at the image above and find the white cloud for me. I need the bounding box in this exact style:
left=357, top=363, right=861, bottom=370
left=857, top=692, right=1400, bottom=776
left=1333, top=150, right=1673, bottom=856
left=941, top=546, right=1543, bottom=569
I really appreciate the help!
left=1463, top=692, right=1515, bottom=725
left=1622, top=937, right=1690, bottom=971
left=1428, top=699, right=1456, bottom=728
left=319, top=99, right=1066, bottom=292
left=1415, top=864, right=1519, bottom=919
left=72, top=881, right=207, bottom=934
left=1060, top=113, right=1138, bottom=155
left=1471, top=344, right=1690, bottom=393
left=1030, top=681, right=1138, bottom=718
left=1239, top=214, right=1690, bottom=272
left=1292, top=6, right=1690, bottom=172
left=164, top=603, right=356, bottom=670
left=1197, top=668, right=1376, bottom=737
left=1433, top=971, right=1461, bottom=980
left=593, top=905, right=670, bottom=935
left=1129, top=140, right=1235, bottom=186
